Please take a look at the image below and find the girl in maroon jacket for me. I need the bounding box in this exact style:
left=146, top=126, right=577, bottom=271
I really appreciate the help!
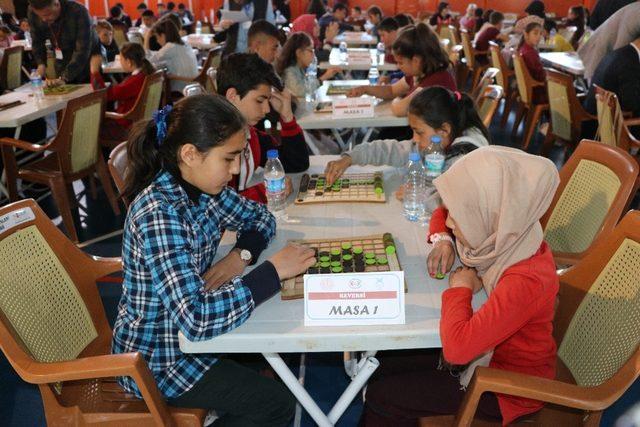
left=518, top=21, right=548, bottom=104
left=362, top=147, right=560, bottom=426
left=90, top=42, right=156, bottom=141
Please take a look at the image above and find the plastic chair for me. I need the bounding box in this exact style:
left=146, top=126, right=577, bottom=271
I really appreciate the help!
left=182, top=83, right=206, bottom=97
left=420, top=209, right=640, bottom=427
left=460, top=29, right=488, bottom=90
left=0, top=89, right=120, bottom=242
left=470, top=67, right=499, bottom=104
left=476, top=85, right=504, bottom=128
left=489, top=41, right=516, bottom=129
left=542, top=68, right=596, bottom=155
left=541, top=140, right=639, bottom=266
left=107, top=140, right=128, bottom=207
left=0, top=45, right=24, bottom=92
left=512, top=53, right=549, bottom=150
left=100, top=70, right=164, bottom=149
left=0, top=199, right=207, bottom=426
left=594, top=85, right=640, bottom=159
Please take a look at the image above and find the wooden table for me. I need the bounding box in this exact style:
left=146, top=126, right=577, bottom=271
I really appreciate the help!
left=540, top=51, right=585, bottom=76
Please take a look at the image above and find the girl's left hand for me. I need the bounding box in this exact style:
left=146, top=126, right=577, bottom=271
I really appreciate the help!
left=269, top=89, right=294, bottom=123
left=449, top=266, right=483, bottom=293
left=203, top=250, right=247, bottom=291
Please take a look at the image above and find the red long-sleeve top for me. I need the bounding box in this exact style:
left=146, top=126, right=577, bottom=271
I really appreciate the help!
left=519, top=43, right=545, bottom=82
left=439, top=241, right=559, bottom=425
left=91, top=71, right=146, bottom=128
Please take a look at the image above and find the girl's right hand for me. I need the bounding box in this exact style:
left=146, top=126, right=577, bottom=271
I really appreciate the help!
left=427, top=239, right=455, bottom=278
left=269, top=243, right=317, bottom=280
left=347, top=86, right=367, bottom=97
left=325, top=156, right=352, bottom=186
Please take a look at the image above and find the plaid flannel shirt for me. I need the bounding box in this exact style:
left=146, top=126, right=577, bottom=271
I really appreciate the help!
left=112, top=171, right=276, bottom=398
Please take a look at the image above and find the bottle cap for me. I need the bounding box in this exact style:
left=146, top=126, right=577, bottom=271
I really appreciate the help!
left=409, top=152, right=421, bottom=162
left=267, top=149, right=279, bottom=159
left=431, top=135, right=442, bottom=144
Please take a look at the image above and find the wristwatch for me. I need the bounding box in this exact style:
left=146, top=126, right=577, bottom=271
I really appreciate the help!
left=237, top=248, right=252, bottom=264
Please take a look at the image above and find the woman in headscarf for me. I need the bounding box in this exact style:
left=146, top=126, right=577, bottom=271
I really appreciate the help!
left=291, top=13, right=338, bottom=60
left=361, top=146, right=560, bottom=426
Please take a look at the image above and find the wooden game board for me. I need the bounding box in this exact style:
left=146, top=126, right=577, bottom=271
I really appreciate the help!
left=326, top=84, right=364, bottom=95
left=43, top=84, right=83, bottom=96
left=295, top=172, right=385, bottom=204
left=281, top=233, right=403, bottom=300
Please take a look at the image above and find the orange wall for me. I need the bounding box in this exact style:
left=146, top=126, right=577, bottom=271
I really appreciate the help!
left=87, top=0, right=595, bottom=21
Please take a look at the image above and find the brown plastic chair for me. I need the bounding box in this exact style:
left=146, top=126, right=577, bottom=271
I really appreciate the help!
left=489, top=42, right=516, bottom=129
left=0, top=199, right=207, bottom=426
left=476, top=85, right=504, bottom=128
left=107, top=140, right=129, bottom=207
left=594, top=85, right=640, bottom=159
left=0, top=89, right=120, bottom=242
left=470, top=67, right=499, bottom=104
left=420, top=209, right=640, bottom=427
left=460, top=29, right=488, bottom=90
left=0, top=45, right=24, bottom=92
left=100, top=70, right=164, bottom=149
left=542, top=68, right=596, bottom=155
left=512, top=52, right=549, bottom=150
left=541, top=140, right=639, bottom=266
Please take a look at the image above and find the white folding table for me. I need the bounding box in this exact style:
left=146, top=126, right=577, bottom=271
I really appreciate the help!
left=179, top=156, right=486, bottom=427
left=332, top=32, right=377, bottom=46
left=319, top=48, right=398, bottom=72
left=540, top=51, right=585, bottom=76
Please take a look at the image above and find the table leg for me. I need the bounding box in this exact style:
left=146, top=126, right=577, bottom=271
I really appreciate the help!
left=263, top=352, right=332, bottom=427
left=327, top=355, right=379, bottom=424
left=0, top=125, right=23, bottom=199
left=330, top=129, right=347, bottom=152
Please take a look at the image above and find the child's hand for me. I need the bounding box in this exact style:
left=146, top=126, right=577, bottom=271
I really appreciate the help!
left=269, top=88, right=294, bottom=123
left=323, top=66, right=342, bottom=79
left=90, top=55, right=103, bottom=74
left=325, top=21, right=339, bottom=42
left=269, top=243, right=317, bottom=280
left=394, top=184, right=405, bottom=201
left=347, top=86, right=367, bottom=97
left=427, top=238, right=455, bottom=278
left=325, top=156, right=352, bottom=186
left=448, top=266, right=483, bottom=293
left=203, top=250, right=247, bottom=291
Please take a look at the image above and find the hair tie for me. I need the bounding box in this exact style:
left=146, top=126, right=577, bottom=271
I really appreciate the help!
left=454, top=91, right=462, bottom=101
left=152, top=105, right=173, bottom=147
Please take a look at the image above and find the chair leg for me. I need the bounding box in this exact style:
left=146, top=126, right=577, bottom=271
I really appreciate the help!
left=49, top=177, right=79, bottom=242
left=522, top=105, right=546, bottom=151
left=89, top=174, right=98, bottom=200
left=1, top=145, right=20, bottom=201
left=541, top=131, right=555, bottom=156
left=500, top=91, right=516, bottom=129
left=511, top=103, right=526, bottom=138
left=96, top=159, right=121, bottom=216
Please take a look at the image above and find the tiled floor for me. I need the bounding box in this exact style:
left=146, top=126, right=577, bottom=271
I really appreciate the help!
left=1, top=105, right=638, bottom=427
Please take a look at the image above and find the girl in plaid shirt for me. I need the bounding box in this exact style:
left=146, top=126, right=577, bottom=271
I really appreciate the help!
left=113, top=95, right=315, bottom=427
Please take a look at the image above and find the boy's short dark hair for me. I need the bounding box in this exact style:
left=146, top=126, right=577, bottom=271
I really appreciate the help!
left=178, top=3, right=186, bottom=9
left=247, top=19, right=280, bottom=43
left=142, top=9, right=155, bottom=17
left=332, top=3, right=347, bottom=13
left=216, top=53, right=283, bottom=98
left=110, top=6, right=122, bottom=17
left=167, top=2, right=175, bottom=10
left=378, top=17, right=399, bottom=32
left=489, top=11, right=504, bottom=25
left=137, top=2, right=147, bottom=10
left=354, top=6, right=361, bottom=12
left=543, top=18, right=557, bottom=32
left=367, top=6, right=382, bottom=17
left=394, top=13, right=412, bottom=27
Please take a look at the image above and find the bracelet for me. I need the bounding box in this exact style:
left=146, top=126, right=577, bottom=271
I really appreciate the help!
left=429, top=233, right=454, bottom=245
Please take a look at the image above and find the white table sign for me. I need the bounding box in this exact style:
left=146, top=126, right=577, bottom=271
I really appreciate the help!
left=332, top=97, right=375, bottom=119
left=304, top=271, right=405, bottom=326
left=347, top=50, right=372, bottom=65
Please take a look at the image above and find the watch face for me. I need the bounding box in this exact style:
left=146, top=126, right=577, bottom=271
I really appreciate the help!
left=240, top=249, right=252, bottom=261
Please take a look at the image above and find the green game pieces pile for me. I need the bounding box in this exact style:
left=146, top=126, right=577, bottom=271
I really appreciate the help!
left=305, top=238, right=393, bottom=274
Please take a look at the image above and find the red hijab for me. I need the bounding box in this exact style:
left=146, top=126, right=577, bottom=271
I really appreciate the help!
left=292, top=14, right=321, bottom=48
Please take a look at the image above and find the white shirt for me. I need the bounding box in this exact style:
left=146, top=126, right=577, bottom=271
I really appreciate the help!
left=149, top=42, right=198, bottom=92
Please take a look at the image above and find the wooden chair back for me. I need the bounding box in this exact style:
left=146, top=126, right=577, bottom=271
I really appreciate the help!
left=112, top=23, right=129, bottom=49
left=541, top=140, right=640, bottom=265
left=192, top=46, right=223, bottom=88
left=0, top=45, right=24, bottom=91
left=594, top=85, right=640, bottom=154
left=476, top=84, right=504, bottom=128
left=206, top=67, right=217, bottom=93
left=108, top=141, right=128, bottom=205
left=448, top=24, right=461, bottom=46
left=489, top=41, right=511, bottom=89
left=127, top=70, right=165, bottom=122
left=52, top=89, right=107, bottom=175
left=201, top=22, right=212, bottom=34
left=460, top=29, right=477, bottom=69
left=545, top=68, right=594, bottom=144
left=512, top=52, right=537, bottom=105
left=470, top=67, right=499, bottom=103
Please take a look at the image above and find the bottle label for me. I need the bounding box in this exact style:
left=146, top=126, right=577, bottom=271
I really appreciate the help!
left=425, top=155, right=445, bottom=177
left=266, top=177, right=285, bottom=193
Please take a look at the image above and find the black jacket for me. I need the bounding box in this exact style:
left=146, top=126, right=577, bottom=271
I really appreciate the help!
left=584, top=44, right=640, bottom=118
left=589, top=0, right=637, bottom=30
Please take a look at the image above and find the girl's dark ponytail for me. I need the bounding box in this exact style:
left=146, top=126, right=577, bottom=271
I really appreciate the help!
left=408, top=86, right=491, bottom=142
left=123, top=119, right=162, bottom=200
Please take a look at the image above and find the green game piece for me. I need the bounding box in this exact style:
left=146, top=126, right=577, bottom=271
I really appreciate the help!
left=365, top=258, right=376, bottom=265
left=330, top=248, right=341, bottom=256
left=435, top=272, right=446, bottom=280
left=342, top=254, right=353, bottom=262
left=319, top=255, right=330, bottom=262
left=376, top=256, right=388, bottom=265
left=330, top=261, right=341, bottom=267
left=332, top=186, right=341, bottom=192
left=320, top=261, right=331, bottom=268
left=365, top=252, right=376, bottom=259
left=374, top=187, right=383, bottom=195
left=331, top=266, right=343, bottom=273
left=353, top=246, right=363, bottom=254
left=385, top=245, right=396, bottom=255
left=341, top=242, right=352, bottom=250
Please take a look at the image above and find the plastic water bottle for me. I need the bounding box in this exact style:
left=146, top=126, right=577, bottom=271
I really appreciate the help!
left=368, top=66, right=379, bottom=84
left=424, top=135, right=446, bottom=184
left=195, top=20, right=202, bottom=35
left=376, top=42, right=385, bottom=64
left=339, top=40, right=348, bottom=62
left=403, top=152, right=428, bottom=222
left=29, top=70, right=44, bottom=102
left=264, top=149, right=288, bottom=220
left=304, top=56, right=319, bottom=105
